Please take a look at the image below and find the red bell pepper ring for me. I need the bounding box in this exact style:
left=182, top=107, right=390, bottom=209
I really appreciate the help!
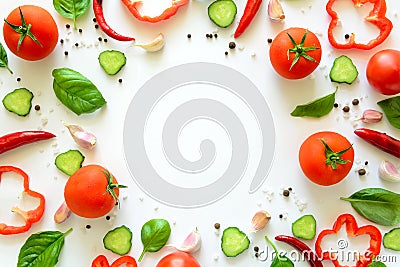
left=0, top=166, right=45, bottom=235
left=121, top=0, right=188, bottom=23
left=326, top=0, right=393, bottom=50
left=92, top=255, right=138, bottom=267
left=315, top=213, right=382, bottom=267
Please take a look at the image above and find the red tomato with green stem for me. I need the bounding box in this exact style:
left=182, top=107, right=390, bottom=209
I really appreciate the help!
left=3, top=5, right=59, bottom=61
left=299, top=131, right=354, bottom=186
left=366, top=49, right=400, bottom=95
left=269, top=27, right=321, bottom=80
left=64, top=165, right=127, bottom=218
left=156, top=252, right=201, bottom=267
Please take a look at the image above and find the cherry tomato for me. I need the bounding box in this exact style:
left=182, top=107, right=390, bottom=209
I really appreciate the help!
left=64, top=165, right=124, bottom=218
left=156, top=252, right=201, bottom=267
left=366, top=49, right=400, bottom=95
left=3, top=5, right=58, bottom=61
left=299, top=131, right=354, bottom=186
left=269, top=27, right=321, bottom=80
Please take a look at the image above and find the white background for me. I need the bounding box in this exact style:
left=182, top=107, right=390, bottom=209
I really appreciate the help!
left=1, top=0, right=400, bottom=266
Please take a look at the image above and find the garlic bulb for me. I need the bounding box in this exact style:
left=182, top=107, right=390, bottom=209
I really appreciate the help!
left=379, top=160, right=400, bottom=182
left=174, top=228, right=201, bottom=253
left=62, top=121, right=97, bottom=150
left=135, top=33, right=165, bottom=52
left=249, top=210, right=271, bottom=232
left=268, top=0, right=285, bottom=22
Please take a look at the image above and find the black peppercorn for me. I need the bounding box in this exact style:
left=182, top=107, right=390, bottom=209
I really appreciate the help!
left=342, top=106, right=350, bottom=112
left=98, top=37, right=103, bottom=42
left=279, top=214, right=283, bottom=219
left=214, top=33, right=218, bottom=38
left=352, top=99, right=359, bottom=105
left=214, top=222, right=220, bottom=229
left=334, top=103, right=339, bottom=108
left=16, top=77, right=21, bottom=82
left=60, top=39, right=64, bottom=44
left=106, top=215, right=111, bottom=220
left=64, top=51, right=69, bottom=56
left=118, top=78, right=123, bottom=83
left=255, top=252, right=259, bottom=258
left=229, top=41, right=236, bottom=49
left=85, top=224, right=91, bottom=229
left=187, top=33, right=191, bottom=39
left=283, top=189, right=290, bottom=197
left=365, top=161, right=369, bottom=165
left=93, top=18, right=97, bottom=23
left=345, top=34, right=350, bottom=39
left=34, top=105, right=40, bottom=111
left=78, top=29, right=83, bottom=33
left=358, top=168, right=366, bottom=176
left=267, top=38, right=273, bottom=44
left=254, top=246, right=259, bottom=252
left=74, top=43, right=79, bottom=47
left=95, top=24, right=99, bottom=29
left=66, top=24, right=71, bottom=29
left=103, top=38, right=108, bottom=43
left=224, top=51, right=228, bottom=56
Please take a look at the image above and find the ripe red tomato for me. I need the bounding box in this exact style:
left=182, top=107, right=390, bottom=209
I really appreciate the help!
left=299, top=131, right=354, bottom=186
left=64, top=165, right=123, bottom=218
left=366, top=49, right=400, bottom=95
left=156, top=252, right=201, bottom=267
left=269, top=27, right=321, bottom=80
left=3, top=5, right=58, bottom=61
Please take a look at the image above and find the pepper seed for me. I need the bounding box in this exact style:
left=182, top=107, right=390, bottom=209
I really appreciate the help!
left=34, top=105, right=40, bottom=111
left=358, top=168, right=366, bottom=176
left=187, top=33, right=191, bottom=39
left=342, top=106, right=350, bottom=112
left=254, top=246, right=259, bottom=252
left=214, top=222, right=221, bottom=229
left=267, top=38, right=273, bottom=44
left=283, top=189, right=290, bottom=197
left=334, top=103, right=339, bottom=108
left=345, top=34, right=350, bottom=39
left=85, top=224, right=91, bottom=229
left=228, top=41, right=236, bottom=49
left=352, top=99, right=359, bottom=105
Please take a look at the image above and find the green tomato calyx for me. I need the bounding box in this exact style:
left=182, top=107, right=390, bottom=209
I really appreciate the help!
left=287, top=30, right=319, bottom=70
left=320, top=138, right=352, bottom=170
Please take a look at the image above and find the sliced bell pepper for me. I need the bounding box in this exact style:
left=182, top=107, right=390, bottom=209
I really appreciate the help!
left=92, top=255, right=138, bottom=267
left=121, top=0, right=188, bottom=23
left=326, top=0, right=393, bottom=50
left=315, top=213, right=382, bottom=267
left=0, top=166, right=45, bottom=235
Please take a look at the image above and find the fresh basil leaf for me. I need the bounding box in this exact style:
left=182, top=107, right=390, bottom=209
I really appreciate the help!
left=17, top=228, right=72, bottom=267
left=377, top=96, right=400, bottom=129
left=52, top=68, right=106, bottom=115
left=340, top=188, right=400, bottom=226
left=290, top=89, right=336, bottom=118
left=271, top=255, right=295, bottom=267
left=53, top=0, right=90, bottom=29
left=138, top=219, right=171, bottom=262
left=368, top=261, right=387, bottom=267
left=0, top=42, right=12, bottom=74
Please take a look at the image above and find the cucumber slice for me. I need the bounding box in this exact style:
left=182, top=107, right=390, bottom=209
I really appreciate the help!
left=292, top=214, right=316, bottom=240
left=329, top=55, right=358, bottom=84
left=221, top=227, right=250, bottom=257
left=2, top=88, right=33, bottom=116
left=103, top=225, right=133, bottom=255
left=208, top=0, right=237, bottom=28
left=55, top=150, right=85, bottom=176
left=383, top=228, right=400, bottom=251
left=98, top=50, right=126, bottom=75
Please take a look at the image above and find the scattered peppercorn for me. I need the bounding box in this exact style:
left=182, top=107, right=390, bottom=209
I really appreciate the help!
left=206, top=33, right=211, bottom=38
left=342, top=106, right=350, bottom=112
left=98, top=37, right=103, bottom=42
left=187, top=33, right=191, bottom=39
left=78, top=28, right=83, bottom=33
left=352, top=99, right=359, bottom=105
left=345, top=34, right=350, bottom=39
left=229, top=41, right=236, bottom=49
left=255, top=252, right=259, bottom=258
left=254, top=246, right=259, bottom=252
left=60, top=39, right=64, bottom=44
left=85, top=224, right=91, bottom=229
left=115, top=201, right=119, bottom=206
left=34, top=105, right=40, bottom=111
left=267, top=38, right=273, bottom=44
left=103, top=38, right=108, bottom=43
left=66, top=24, right=71, bottom=29
left=224, top=51, right=228, bottom=56
left=64, top=51, right=69, bottom=56
left=334, top=103, right=339, bottom=108
left=358, top=168, right=366, bottom=176
left=118, top=78, right=123, bottom=83
left=214, top=222, right=221, bottom=229
left=16, top=77, right=21, bottom=82
left=365, top=161, right=369, bottom=165
left=93, top=18, right=97, bottom=23
left=95, top=24, right=99, bottom=29
left=282, top=189, right=290, bottom=197
left=74, top=43, right=79, bottom=47
left=288, top=187, right=292, bottom=191
left=106, top=215, right=111, bottom=220
left=279, top=214, right=283, bottom=219
left=214, top=33, right=218, bottom=38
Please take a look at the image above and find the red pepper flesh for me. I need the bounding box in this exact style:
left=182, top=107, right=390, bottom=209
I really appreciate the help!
left=121, top=0, right=188, bottom=23
left=315, top=213, right=382, bottom=267
left=0, top=130, right=55, bottom=155
left=354, top=128, right=400, bottom=158
left=234, top=0, right=263, bottom=38
left=93, top=0, right=135, bottom=41
left=0, top=166, right=45, bottom=235
left=326, top=0, right=392, bottom=50
left=275, top=235, right=323, bottom=267
left=92, top=255, right=138, bottom=267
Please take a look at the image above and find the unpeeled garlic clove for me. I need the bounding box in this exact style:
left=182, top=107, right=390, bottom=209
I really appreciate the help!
left=379, top=160, right=400, bottom=182
left=135, top=33, right=165, bottom=52
left=54, top=201, right=72, bottom=224
left=174, top=228, right=202, bottom=253
left=249, top=210, right=271, bottom=233
left=268, top=0, right=285, bottom=22
left=360, top=109, right=383, bottom=123
left=62, top=121, right=97, bottom=150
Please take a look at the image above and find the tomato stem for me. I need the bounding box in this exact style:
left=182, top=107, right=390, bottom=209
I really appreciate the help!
left=4, top=7, right=42, bottom=51
left=287, top=30, right=319, bottom=70
left=103, top=170, right=127, bottom=207
left=320, top=138, right=353, bottom=170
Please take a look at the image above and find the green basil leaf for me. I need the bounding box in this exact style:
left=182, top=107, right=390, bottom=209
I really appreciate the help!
left=139, top=219, right=171, bottom=262
left=0, top=41, right=12, bottom=74
left=53, top=0, right=90, bottom=29
left=377, top=96, right=400, bottom=129
left=368, top=261, right=387, bottom=267
left=17, top=228, right=72, bottom=267
left=52, top=68, right=106, bottom=115
left=271, top=255, right=295, bottom=267
left=290, top=89, right=336, bottom=118
left=340, top=188, right=400, bottom=226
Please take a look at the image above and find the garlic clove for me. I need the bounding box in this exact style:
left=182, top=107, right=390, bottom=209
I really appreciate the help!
left=249, top=210, right=271, bottom=233
left=175, top=228, right=202, bottom=253
left=134, top=33, right=165, bottom=52
left=62, top=121, right=97, bottom=150
left=360, top=109, right=383, bottom=123
left=54, top=201, right=72, bottom=224
left=268, top=0, right=285, bottom=22
left=379, top=160, right=400, bottom=182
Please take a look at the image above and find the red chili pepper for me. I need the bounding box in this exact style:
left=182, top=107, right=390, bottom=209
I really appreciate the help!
left=275, top=235, right=323, bottom=267
left=93, top=0, right=135, bottom=41
left=121, top=0, right=188, bottom=23
left=326, top=0, right=393, bottom=50
left=92, top=255, right=138, bottom=267
left=315, top=213, right=382, bottom=267
left=0, top=130, right=55, bottom=155
left=234, top=0, right=263, bottom=38
left=0, top=166, right=45, bottom=235
left=354, top=128, right=400, bottom=158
